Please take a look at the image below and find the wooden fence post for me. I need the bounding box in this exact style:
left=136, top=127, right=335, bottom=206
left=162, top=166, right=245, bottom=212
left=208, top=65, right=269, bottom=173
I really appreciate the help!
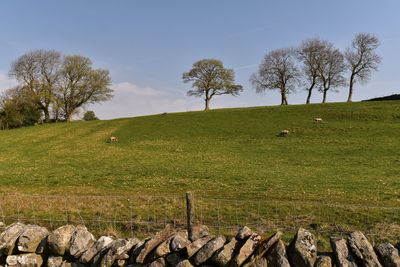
left=186, top=191, right=194, bottom=241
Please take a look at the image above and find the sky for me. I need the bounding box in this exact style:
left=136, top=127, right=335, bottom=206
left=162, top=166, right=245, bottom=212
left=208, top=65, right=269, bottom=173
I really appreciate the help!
left=0, top=0, right=399, bottom=119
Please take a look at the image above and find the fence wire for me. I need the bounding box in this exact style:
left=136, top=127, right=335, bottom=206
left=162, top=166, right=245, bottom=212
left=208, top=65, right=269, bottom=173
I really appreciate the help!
left=0, top=192, right=399, bottom=244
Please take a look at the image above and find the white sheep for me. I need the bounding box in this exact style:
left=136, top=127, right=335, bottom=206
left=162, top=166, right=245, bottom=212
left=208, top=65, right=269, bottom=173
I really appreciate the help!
left=314, top=118, right=323, bottom=123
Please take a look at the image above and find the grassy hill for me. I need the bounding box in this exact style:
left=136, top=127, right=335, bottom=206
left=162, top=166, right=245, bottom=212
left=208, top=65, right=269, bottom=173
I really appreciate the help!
left=1, top=101, right=400, bottom=242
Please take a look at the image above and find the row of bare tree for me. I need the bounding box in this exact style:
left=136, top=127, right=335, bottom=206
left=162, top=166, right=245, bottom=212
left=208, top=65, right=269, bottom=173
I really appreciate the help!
left=183, top=33, right=381, bottom=110
left=0, top=50, right=113, bottom=129
left=251, top=32, right=381, bottom=105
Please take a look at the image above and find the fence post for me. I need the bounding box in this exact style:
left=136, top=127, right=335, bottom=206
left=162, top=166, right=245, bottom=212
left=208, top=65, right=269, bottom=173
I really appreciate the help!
left=186, top=192, right=194, bottom=241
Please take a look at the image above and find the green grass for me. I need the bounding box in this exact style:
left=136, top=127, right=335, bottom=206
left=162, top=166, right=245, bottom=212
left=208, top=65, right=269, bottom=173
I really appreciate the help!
left=1, top=101, right=400, bottom=245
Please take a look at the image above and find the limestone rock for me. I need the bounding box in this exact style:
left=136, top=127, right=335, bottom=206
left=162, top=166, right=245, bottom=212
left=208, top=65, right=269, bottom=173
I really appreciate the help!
left=243, top=231, right=282, bottom=267
left=231, top=233, right=261, bottom=267
left=183, top=236, right=213, bottom=258
left=171, top=231, right=190, bottom=252
left=80, top=236, right=114, bottom=264
left=136, top=225, right=175, bottom=264
left=288, top=228, right=317, bottom=267
left=47, top=256, right=64, bottom=267
left=348, top=231, right=381, bottom=267
left=315, top=255, right=332, bottom=267
left=6, top=253, right=43, bottom=267
left=68, top=225, right=96, bottom=258
left=236, top=226, right=253, bottom=240
left=151, top=237, right=172, bottom=259
left=0, top=222, right=5, bottom=232
left=191, top=225, right=209, bottom=241
left=266, top=239, right=290, bottom=267
left=115, top=238, right=140, bottom=260
left=176, top=259, right=194, bottom=267
left=17, top=224, right=49, bottom=253
left=211, top=237, right=238, bottom=266
left=47, top=225, right=76, bottom=256
left=252, top=257, right=268, bottom=267
left=166, top=252, right=183, bottom=266
left=375, top=243, right=400, bottom=267
left=193, top=235, right=226, bottom=266
left=0, top=222, right=25, bottom=255
left=148, top=257, right=166, bottom=267
left=330, top=237, right=358, bottom=267
left=100, top=239, right=126, bottom=267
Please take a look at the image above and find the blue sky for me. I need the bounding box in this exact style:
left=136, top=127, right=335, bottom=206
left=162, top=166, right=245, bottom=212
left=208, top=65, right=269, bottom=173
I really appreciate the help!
left=0, top=0, right=399, bottom=119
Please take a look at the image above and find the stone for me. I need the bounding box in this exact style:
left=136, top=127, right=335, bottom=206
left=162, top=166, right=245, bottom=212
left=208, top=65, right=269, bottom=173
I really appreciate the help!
left=330, top=237, right=358, bottom=267
left=7, top=253, right=43, bottom=267
left=211, top=237, right=238, bottom=266
left=17, top=224, right=49, bottom=253
left=348, top=231, right=381, bottom=267
left=266, top=239, right=291, bottom=267
left=176, top=259, right=194, bottom=267
left=100, top=239, right=126, bottom=267
left=6, top=255, right=18, bottom=266
left=148, top=257, right=166, bottom=267
left=0, top=222, right=5, bottom=232
left=315, top=255, right=332, bottom=267
left=231, top=233, right=262, bottom=267
left=253, top=257, right=268, bottom=267
left=47, top=225, right=76, bottom=256
left=236, top=226, right=253, bottom=240
left=243, top=231, right=282, bottom=267
left=166, top=252, right=182, bottom=266
left=68, top=225, right=96, bottom=258
left=136, top=225, right=175, bottom=264
left=191, top=225, right=209, bottom=241
left=193, top=236, right=226, bottom=266
left=287, top=228, right=317, bottom=267
left=100, top=237, right=140, bottom=266
left=171, top=231, right=190, bottom=252
left=80, top=236, right=114, bottom=264
left=151, top=237, right=172, bottom=259
left=47, top=256, right=64, bottom=267
left=183, top=236, right=213, bottom=258
left=375, top=243, right=400, bottom=267
left=0, top=222, right=25, bottom=255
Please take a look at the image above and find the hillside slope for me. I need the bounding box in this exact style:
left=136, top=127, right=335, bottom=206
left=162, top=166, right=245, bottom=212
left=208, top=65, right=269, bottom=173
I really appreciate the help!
left=0, top=101, right=400, bottom=207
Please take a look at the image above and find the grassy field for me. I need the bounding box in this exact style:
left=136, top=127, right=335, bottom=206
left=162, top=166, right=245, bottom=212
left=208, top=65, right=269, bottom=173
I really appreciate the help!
left=0, top=101, right=400, bottom=245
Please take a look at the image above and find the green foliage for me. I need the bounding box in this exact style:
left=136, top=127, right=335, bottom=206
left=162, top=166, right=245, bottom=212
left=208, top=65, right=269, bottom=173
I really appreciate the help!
left=183, top=59, right=242, bottom=110
left=83, top=111, right=99, bottom=121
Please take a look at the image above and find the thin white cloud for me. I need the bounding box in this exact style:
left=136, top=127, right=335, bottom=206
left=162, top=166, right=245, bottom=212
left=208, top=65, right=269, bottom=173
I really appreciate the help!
left=112, top=82, right=164, bottom=97
left=91, top=82, right=202, bottom=119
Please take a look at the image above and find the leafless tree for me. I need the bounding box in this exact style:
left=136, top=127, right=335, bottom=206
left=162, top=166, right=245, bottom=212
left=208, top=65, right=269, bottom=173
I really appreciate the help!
left=317, top=43, right=346, bottom=103
left=9, top=50, right=61, bottom=122
left=182, top=59, right=242, bottom=111
left=56, top=55, right=113, bottom=121
left=297, top=38, right=328, bottom=104
left=345, top=33, right=381, bottom=102
left=251, top=48, right=300, bottom=105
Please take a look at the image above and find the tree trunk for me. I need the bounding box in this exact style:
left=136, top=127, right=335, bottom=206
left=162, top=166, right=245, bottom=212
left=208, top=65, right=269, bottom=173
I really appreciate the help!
left=306, top=82, right=315, bottom=104
left=322, top=89, right=328, bottom=103
left=204, top=98, right=210, bottom=111
left=347, top=74, right=355, bottom=102
left=281, top=92, right=288, bottom=105
left=43, top=109, right=50, bottom=123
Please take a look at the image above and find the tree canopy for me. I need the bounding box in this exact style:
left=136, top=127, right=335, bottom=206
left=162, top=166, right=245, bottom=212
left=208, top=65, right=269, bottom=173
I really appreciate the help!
left=182, top=59, right=243, bottom=110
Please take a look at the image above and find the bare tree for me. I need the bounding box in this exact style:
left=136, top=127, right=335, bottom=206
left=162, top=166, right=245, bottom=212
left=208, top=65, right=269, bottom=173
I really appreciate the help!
left=9, top=50, right=61, bottom=122
left=317, top=43, right=346, bottom=103
left=251, top=48, right=300, bottom=105
left=345, top=33, right=381, bottom=102
left=182, top=59, right=242, bottom=111
left=297, top=38, right=327, bottom=104
left=56, top=55, right=112, bottom=121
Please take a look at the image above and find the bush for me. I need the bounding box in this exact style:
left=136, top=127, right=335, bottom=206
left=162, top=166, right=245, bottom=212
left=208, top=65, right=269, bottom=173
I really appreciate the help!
left=83, top=111, right=99, bottom=121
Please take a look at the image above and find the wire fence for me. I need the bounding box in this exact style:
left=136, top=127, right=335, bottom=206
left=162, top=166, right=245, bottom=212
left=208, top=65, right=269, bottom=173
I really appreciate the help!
left=0, top=192, right=399, bottom=244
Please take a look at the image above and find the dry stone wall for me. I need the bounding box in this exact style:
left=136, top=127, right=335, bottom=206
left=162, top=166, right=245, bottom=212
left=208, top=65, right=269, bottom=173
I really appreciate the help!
left=0, top=222, right=399, bottom=267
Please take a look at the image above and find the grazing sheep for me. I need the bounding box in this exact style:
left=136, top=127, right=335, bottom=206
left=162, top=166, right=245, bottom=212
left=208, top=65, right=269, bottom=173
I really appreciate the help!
left=314, top=118, right=323, bottom=123
left=109, top=136, right=118, bottom=142
left=278, top=129, right=290, bottom=137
